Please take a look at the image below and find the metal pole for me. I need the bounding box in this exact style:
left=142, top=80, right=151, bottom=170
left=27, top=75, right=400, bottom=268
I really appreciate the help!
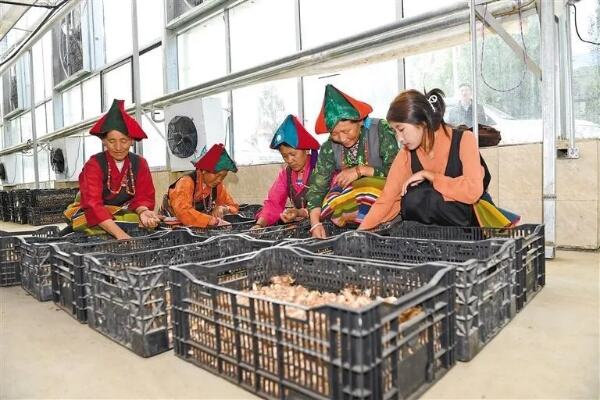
left=396, top=0, right=405, bottom=91
left=294, top=0, right=304, bottom=122
left=469, top=0, right=479, bottom=145
left=131, top=0, right=143, bottom=155
left=541, top=0, right=556, bottom=258
left=563, top=4, right=578, bottom=158
left=224, top=9, right=234, bottom=157
left=28, top=50, right=40, bottom=189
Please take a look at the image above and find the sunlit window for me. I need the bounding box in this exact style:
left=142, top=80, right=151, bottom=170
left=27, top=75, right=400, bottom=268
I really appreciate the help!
left=103, top=0, right=133, bottom=64
left=102, top=62, right=132, bottom=110
left=232, top=78, right=299, bottom=165
left=62, top=84, right=82, bottom=127
left=177, top=14, right=227, bottom=89
left=140, top=47, right=164, bottom=103
left=299, top=0, right=396, bottom=49
left=229, top=0, right=296, bottom=72
left=137, top=0, right=164, bottom=46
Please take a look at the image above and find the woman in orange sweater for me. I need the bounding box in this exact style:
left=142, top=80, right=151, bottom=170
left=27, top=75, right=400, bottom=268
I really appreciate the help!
left=360, top=88, right=487, bottom=229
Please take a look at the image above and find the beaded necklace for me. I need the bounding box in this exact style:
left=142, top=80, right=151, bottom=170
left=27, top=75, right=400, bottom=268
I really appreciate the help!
left=340, top=128, right=369, bottom=169
left=106, top=159, right=136, bottom=196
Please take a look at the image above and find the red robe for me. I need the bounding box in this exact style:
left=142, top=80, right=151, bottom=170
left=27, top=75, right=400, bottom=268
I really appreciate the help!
left=78, top=152, right=155, bottom=226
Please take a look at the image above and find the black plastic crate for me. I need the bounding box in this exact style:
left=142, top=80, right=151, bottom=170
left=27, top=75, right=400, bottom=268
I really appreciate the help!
left=83, top=234, right=274, bottom=356
left=0, top=226, right=61, bottom=287
left=26, top=207, right=66, bottom=226
left=18, top=225, right=156, bottom=301
left=26, top=188, right=78, bottom=208
left=49, top=229, right=209, bottom=323
left=387, top=221, right=545, bottom=312
left=170, top=247, right=456, bottom=400
left=237, top=203, right=262, bottom=219
left=289, top=231, right=516, bottom=362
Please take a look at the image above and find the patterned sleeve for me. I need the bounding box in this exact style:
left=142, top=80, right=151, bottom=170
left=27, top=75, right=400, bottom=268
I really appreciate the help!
left=372, top=119, right=399, bottom=177
left=306, top=140, right=335, bottom=210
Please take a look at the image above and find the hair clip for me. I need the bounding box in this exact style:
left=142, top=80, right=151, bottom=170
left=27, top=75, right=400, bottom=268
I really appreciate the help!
left=427, top=94, right=438, bottom=111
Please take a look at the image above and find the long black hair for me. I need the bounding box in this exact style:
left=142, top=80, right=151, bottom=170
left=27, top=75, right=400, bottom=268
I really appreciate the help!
left=386, top=88, right=448, bottom=152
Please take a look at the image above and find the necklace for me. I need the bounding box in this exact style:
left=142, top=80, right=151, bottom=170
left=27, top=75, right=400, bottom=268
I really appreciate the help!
left=106, top=160, right=136, bottom=196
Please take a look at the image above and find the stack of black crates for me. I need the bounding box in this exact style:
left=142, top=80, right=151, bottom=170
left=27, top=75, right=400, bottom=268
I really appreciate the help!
left=25, top=188, right=79, bottom=225
left=0, top=188, right=78, bottom=225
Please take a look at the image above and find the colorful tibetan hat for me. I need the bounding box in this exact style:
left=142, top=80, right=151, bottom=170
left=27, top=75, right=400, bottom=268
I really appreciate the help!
left=270, top=115, right=320, bottom=150
left=314, top=84, right=373, bottom=134
left=89, top=99, right=147, bottom=141
left=192, top=143, right=238, bottom=173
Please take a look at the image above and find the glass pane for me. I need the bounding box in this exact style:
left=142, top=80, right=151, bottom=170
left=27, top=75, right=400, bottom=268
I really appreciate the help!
left=300, top=0, right=396, bottom=49
left=138, top=0, right=163, bottom=46
left=65, top=134, right=85, bottom=180
left=82, top=75, right=101, bottom=119
left=142, top=111, right=166, bottom=167
left=4, top=118, right=20, bottom=148
left=166, top=0, right=204, bottom=22
left=103, top=0, right=133, bottom=64
left=46, top=101, right=54, bottom=133
left=303, top=60, right=399, bottom=138
left=22, top=152, right=35, bottom=183
left=403, top=15, right=543, bottom=145
left=32, top=32, right=53, bottom=104
left=140, top=47, right=164, bottom=103
left=37, top=146, right=51, bottom=182
left=177, top=14, right=226, bottom=89
left=403, top=0, right=463, bottom=18
left=232, top=78, right=298, bottom=165
left=42, top=33, right=53, bottom=99
left=84, top=134, right=103, bottom=161
left=35, top=105, right=47, bottom=136
left=20, top=112, right=32, bottom=142
left=570, top=2, right=600, bottom=138
left=32, top=41, right=45, bottom=104
left=229, top=0, right=296, bottom=71
left=62, top=84, right=82, bottom=126
left=103, top=62, right=132, bottom=110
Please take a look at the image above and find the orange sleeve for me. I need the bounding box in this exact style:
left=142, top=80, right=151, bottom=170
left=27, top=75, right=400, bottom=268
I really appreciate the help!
left=168, top=176, right=213, bottom=228
left=360, top=149, right=412, bottom=230
left=216, top=183, right=239, bottom=214
left=432, top=131, right=484, bottom=204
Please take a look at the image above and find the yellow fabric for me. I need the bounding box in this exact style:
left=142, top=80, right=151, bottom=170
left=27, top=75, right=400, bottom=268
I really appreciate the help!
left=64, top=197, right=140, bottom=236
left=473, top=199, right=512, bottom=228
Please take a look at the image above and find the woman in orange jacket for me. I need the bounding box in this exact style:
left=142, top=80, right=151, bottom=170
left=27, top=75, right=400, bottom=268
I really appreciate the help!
left=161, top=144, right=239, bottom=228
left=360, top=88, right=490, bottom=229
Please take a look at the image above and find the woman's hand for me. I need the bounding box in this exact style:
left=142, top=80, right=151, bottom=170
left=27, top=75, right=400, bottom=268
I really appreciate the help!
left=211, top=205, right=229, bottom=218
left=280, top=208, right=308, bottom=223
left=139, top=209, right=161, bottom=229
left=115, top=232, right=132, bottom=240
left=310, top=222, right=327, bottom=239
left=401, top=170, right=434, bottom=196
left=210, top=217, right=231, bottom=227
left=334, top=167, right=361, bottom=188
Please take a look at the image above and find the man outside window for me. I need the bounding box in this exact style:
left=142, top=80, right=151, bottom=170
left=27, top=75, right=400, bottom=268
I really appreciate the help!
left=447, top=83, right=491, bottom=126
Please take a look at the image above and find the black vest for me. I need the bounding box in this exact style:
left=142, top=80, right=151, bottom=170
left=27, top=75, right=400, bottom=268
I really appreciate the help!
left=94, top=152, right=140, bottom=206
left=409, top=128, right=491, bottom=194
left=168, top=171, right=218, bottom=213
left=285, top=167, right=309, bottom=209
left=332, top=118, right=383, bottom=171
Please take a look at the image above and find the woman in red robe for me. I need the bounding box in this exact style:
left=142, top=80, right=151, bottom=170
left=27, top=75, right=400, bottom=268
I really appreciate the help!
left=64, top=99, right=161, bottom=239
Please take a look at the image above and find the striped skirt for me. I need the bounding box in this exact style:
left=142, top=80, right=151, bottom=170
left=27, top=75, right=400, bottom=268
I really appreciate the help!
left=320, top=176, right=386, bottom=227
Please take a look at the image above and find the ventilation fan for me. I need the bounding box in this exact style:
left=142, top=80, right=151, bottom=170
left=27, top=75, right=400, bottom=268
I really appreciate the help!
left=0, top=163, right=6, bottom=181
left=50, top=148, right=66, bottom=174
left=184, top=0, right=204, bottom=7
left=167, top=116, right=198, bottom=158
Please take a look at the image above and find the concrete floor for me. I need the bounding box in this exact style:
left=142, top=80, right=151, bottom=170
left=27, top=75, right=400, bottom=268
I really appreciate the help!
left=0, top=249, right=598, bottom=399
